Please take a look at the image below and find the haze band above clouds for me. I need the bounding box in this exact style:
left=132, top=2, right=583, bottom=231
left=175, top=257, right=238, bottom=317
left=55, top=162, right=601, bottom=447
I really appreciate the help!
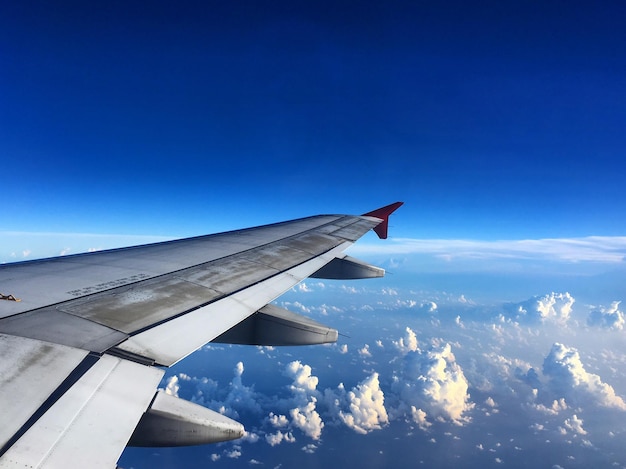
left=351, top=236, right=626, bottom=263
left=3, top=232, right=626, bottom=265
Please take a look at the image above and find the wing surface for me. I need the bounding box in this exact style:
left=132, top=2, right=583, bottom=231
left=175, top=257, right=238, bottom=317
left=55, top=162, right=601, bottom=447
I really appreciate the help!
left=0, top=202, right=402, bottom=468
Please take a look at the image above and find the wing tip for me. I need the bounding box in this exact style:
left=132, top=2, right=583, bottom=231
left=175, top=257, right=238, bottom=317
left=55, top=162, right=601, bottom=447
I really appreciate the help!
left=362, top=202, right=404, bottom=239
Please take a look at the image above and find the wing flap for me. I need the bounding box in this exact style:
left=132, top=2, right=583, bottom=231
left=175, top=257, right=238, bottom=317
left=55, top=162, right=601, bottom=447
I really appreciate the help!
left=0, top=334, right=89, bottom=452
left=0, top=310, right=127, bottom=353
left=115, top=246, right=347, bottom=366
left=1, top=354, right=163, bottom=469
left=0, top=216, right=343, bottom=317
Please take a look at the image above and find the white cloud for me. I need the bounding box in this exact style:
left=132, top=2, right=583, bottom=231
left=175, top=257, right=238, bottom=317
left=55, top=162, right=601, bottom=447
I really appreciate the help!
left=241, top=431, right=260, bottom=443
left=563, top=414, right=587, bottom=435
left=179, top=362, right=261, bottom=419
left=284, top=361, right=319, bottom=395
left=225, top=448, right=242, bottom=459
left=358, top=344, right=372, bottom=358
left=393, top=327, right=419, bottom=353
left=265, top=430, right=295, bottom=446
left=411, top=406, right=431, bottom=430
left=587, top=301, right=625, bottom=330
left=506, top=292, right=574, bottom=323
left=290, top=399, right=324, bottom=440
left=339, top=373, right=388, bottom=434
left=542, top=343, right=626, bottom=410
left=268, top=412, right=289, bottom=428
left=280, top=361, right=324, bottom=441
left=164, top=375, right=180, bottom=397
left=532, top=398, right=568, bottom=415
left=301, top=444, right=317, bottom=454
left=393, top=341, right=473, bottom=423
left=296, top=282, right=312, bottom=292
left=350, top=236, right=626, bottom=263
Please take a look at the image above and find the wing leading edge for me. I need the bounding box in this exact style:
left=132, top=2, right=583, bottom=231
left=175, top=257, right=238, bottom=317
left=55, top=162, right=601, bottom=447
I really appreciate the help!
left=0, top=202, right=402, bottom=468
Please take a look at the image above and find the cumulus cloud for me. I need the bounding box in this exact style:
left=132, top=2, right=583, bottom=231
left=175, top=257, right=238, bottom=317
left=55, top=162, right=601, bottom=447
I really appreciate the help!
left=265, top=430, right=295, bottom=446
left=542, top=343, right=626, bottom=410
left=505, top=292, right=574, bottom=323
left=296, top=282, right=313, bottom=292
left=587, top=301, right=625, bottom=330
left=532, top=398, right=568, bottom=415
left=164, top=375, right=181, bottom=397
left=290, top=399, right=324, bottom=440
left=339, top=373, right=388, bottom=434
left=285, top=361, right=319, bottom=395
left=411, top=406, right=431, bottom=430
left=358, top=344, right=372, bottom=358
left=168, top=362, right=261, bottom=419
left=274, top=361, right=325, bottom=441
left=225, top=448, right=242, bottom=459
left=301, top=443, right=317, bottom=454
left=393, top=340, right=473, bottom=424
left=393, top=327, right=419, bottom=353
left=563, top=414, right=587, bottom=435
left=268, top=412, right=289, bottom=428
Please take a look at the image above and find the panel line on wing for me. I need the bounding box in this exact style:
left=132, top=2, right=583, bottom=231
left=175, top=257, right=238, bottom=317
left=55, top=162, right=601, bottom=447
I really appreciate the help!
left=53, top=217, right=369, bottom=339
left=0, top=353, right=100, bottom=458
left=121, top=238, right=354, bottom=340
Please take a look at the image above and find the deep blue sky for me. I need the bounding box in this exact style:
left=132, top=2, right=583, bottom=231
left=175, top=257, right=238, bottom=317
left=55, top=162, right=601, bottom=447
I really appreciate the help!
left=2, top=1, right=625, bottom=239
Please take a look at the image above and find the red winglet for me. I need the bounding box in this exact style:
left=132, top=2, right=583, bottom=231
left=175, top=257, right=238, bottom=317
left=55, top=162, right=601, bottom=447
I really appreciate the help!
left=362, top=201, right=404, bottom=239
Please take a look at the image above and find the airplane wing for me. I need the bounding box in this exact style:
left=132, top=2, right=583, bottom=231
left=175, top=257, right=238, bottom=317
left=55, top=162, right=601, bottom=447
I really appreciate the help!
left=0, top=202, right=402, bottom=468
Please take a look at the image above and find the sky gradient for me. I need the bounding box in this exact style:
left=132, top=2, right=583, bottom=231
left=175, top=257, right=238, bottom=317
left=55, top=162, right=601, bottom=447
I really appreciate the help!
left=2, top=1, right=626, bottom=242
left=3, top=3, right=626, bottom=468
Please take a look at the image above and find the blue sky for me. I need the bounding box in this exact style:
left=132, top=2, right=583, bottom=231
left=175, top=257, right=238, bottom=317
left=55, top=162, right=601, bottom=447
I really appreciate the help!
left=2, top=1, right=626, bottom=242
left=4, top=3, right=626, bottom=468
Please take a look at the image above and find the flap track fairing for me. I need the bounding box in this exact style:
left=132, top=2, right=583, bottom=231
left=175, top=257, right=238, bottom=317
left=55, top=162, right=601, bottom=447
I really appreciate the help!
left=212, top=304, right=338, bottom=346
left=129, top=391, right=244, bottom=447
left=310, top=255, right=384, bottom=280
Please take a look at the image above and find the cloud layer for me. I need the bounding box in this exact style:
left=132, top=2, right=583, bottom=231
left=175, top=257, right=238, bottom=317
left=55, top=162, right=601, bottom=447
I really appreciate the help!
left=542, top=343, right=626, bottom=410
left=351, top=236, right=626, bottom=263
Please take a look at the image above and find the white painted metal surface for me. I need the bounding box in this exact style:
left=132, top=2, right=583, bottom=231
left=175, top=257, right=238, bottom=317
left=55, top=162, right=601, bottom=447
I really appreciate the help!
left=0, top=334, right=88, bottom=451
left=130, top=391, right=244, bottom=446
left=117, top=244, right=349, bottom=365
left=0, top=203, right=401, bottom=467
left=0, top=355, right=163, bottom=469
left=0, top=215, right=342, bottom=318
